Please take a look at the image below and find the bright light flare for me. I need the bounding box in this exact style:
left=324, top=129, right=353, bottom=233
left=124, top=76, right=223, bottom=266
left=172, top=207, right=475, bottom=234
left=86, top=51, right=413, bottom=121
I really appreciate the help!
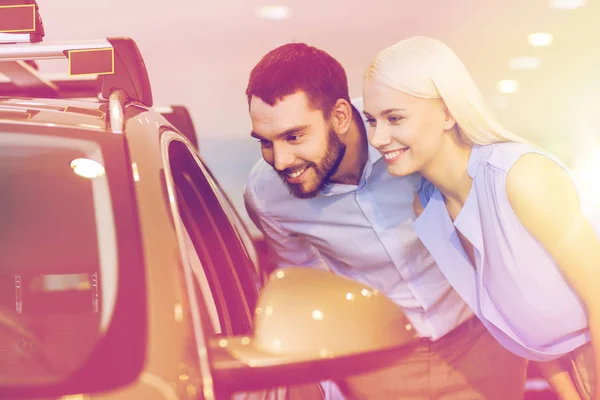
left=70, top=158, right=105, bottom=179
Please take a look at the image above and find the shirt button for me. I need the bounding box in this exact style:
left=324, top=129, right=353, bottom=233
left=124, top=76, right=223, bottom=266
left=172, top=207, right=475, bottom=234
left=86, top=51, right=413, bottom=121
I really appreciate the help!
left=404, top=323, right=413, bottom=332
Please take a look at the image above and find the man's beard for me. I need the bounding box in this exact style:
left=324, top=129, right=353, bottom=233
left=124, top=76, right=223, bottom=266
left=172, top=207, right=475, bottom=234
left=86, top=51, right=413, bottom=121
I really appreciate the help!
left=279, top=129, right=346, bottom=199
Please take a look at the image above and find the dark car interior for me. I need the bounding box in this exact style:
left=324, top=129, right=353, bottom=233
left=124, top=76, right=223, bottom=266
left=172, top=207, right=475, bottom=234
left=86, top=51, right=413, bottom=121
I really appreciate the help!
left=0, top=147, right=102, bottom=385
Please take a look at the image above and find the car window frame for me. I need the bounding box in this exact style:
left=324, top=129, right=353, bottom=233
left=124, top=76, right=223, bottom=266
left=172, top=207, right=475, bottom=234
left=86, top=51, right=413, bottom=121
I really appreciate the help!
left=161, top=132, right=258, bottom=333
left=159, top=130, right=219, bottom=397
left=200, top=164, right=263, bottom=284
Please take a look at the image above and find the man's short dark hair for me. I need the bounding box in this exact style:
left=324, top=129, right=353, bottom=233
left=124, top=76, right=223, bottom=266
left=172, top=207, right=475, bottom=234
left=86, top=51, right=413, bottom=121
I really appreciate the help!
left=246, top=43, right=350, bottom=116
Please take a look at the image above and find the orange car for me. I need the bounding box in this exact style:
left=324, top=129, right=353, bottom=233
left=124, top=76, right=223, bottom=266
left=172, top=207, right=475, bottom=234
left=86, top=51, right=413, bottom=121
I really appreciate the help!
left=0, top=3, right=417, bottom=400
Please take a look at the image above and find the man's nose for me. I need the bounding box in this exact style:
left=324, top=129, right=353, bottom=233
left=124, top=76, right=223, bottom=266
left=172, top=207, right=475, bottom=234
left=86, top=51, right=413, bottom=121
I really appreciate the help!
left=273, top=145, right=295, bottom=172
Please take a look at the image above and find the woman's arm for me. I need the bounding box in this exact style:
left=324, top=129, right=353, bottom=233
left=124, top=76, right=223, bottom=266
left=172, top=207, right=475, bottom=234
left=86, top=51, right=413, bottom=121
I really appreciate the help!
left=506, top=153, right=600, bottom=400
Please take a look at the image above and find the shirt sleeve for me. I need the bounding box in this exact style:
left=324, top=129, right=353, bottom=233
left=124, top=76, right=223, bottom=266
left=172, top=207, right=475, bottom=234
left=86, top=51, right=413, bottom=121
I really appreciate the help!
left=243, top=184, right=328, bottom=271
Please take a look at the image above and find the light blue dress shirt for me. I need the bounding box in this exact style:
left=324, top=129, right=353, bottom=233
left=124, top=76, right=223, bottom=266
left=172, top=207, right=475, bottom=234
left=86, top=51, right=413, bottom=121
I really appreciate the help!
left=413, top=142, right=593, bottom=361
left=244, top=108, right=472, bottom=340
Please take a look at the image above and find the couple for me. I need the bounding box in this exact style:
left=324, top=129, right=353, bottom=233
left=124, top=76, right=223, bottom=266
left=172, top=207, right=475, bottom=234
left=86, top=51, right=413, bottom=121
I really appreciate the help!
left=243, top=36, right=599, bottom=400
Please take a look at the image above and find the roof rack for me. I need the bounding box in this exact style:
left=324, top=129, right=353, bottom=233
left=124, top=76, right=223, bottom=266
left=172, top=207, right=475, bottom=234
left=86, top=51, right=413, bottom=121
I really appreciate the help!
left=0, top=37, right=154, bottom=107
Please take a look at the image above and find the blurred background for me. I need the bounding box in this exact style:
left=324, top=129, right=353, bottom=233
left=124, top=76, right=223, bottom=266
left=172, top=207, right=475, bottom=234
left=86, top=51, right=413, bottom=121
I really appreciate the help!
left=35, top=0, right=600, bottom=234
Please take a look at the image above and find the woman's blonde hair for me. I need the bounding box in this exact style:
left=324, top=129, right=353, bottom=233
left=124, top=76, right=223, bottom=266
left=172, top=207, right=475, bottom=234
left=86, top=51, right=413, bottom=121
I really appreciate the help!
left=365, top=36, right=525, bottom=145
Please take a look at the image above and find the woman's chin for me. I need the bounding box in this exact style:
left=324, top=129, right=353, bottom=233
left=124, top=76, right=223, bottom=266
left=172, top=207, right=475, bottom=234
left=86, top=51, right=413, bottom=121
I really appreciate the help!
left=386, top=164, right=415, bottom=177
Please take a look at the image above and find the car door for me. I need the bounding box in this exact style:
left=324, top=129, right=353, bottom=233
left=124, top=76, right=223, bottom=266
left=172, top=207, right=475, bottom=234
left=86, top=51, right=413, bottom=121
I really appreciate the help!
left=161, top=133, right=325, bottom=399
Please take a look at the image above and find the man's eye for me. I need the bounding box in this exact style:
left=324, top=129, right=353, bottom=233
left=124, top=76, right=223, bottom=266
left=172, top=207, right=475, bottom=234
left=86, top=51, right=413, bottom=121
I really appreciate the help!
left=388, top=116, right=403, bottom=123
left=287, top=134, right=301, bottom=142
left=258, top=139, right=272, bottom=148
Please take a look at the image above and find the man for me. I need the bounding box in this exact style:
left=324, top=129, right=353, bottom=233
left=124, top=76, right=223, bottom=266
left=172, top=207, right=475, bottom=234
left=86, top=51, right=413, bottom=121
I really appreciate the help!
left=243, top=43, right=527, bottom=399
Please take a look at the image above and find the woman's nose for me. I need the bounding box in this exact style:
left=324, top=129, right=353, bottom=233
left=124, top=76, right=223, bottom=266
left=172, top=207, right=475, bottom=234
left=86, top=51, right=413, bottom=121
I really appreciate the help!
left=368, top=125, right=393, bottom=149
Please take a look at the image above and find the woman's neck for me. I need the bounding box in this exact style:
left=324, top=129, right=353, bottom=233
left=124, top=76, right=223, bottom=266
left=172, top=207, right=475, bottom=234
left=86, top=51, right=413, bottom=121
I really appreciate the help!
left=421, top=135, right=474, bottom=207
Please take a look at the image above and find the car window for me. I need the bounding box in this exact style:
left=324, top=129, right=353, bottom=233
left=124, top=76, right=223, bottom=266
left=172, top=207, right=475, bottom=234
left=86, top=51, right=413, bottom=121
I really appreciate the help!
left=165, top=138, right=259, bottom=336
left=201, top=163, right=262, bottom=283
left=193, top=162, right=262, bottom=310
left=0, top=131, right=120, bottom=385
left=180, top=220, right=223, bottom=334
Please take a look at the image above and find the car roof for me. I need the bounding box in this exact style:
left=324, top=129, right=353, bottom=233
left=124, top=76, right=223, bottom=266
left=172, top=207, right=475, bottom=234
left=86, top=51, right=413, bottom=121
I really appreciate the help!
left=0, top=8, right=198, bottom=141
left=0, top=97, right=108, bottom=131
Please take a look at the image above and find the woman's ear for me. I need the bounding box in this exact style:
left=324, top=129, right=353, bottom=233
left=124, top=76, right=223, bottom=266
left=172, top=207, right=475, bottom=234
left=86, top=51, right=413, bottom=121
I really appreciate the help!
left=442, top=104, right=456, bottom=131
left=329, top=99, right=353, bottom=135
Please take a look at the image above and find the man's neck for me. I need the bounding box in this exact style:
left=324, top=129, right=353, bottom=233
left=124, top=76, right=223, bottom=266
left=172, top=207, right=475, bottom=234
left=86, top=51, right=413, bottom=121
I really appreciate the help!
left=329, top=110, right=369, bottom=186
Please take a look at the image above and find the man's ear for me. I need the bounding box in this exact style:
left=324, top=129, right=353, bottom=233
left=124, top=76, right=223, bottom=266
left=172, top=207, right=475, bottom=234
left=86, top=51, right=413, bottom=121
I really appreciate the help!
left=329, top=99, right=353, bottom=135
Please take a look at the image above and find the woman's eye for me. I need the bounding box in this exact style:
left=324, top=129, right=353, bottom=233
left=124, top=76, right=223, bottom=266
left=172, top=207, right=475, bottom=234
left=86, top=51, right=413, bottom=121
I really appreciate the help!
left=365, top=118, right=376, bottom=126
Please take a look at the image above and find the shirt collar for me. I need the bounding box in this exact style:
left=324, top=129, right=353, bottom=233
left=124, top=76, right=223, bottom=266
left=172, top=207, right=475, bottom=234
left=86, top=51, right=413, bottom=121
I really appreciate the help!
left=467, top=145, right=481, bottom=179
left=414, top=146, right=484, bottom=254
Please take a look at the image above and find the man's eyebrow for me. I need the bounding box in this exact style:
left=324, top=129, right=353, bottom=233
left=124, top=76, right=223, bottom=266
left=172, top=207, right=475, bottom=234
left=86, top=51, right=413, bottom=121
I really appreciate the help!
left=250, top=125, right=310, bottom=141
left=277, top=125, right=309, bottom=139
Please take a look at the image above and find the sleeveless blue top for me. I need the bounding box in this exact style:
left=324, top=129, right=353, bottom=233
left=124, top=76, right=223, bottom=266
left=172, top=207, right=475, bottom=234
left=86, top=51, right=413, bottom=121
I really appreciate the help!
left=413, top=142, right=593, bottom=361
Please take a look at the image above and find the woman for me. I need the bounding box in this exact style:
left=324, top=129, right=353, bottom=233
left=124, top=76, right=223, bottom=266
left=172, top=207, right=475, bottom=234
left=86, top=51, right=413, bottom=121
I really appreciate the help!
left=362, top=36, right=600, bottom=400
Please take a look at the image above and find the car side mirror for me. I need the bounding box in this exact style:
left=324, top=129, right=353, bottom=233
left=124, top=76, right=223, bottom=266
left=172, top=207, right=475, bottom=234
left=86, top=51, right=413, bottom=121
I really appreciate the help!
left=210, top=267, right=418, bottom=393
